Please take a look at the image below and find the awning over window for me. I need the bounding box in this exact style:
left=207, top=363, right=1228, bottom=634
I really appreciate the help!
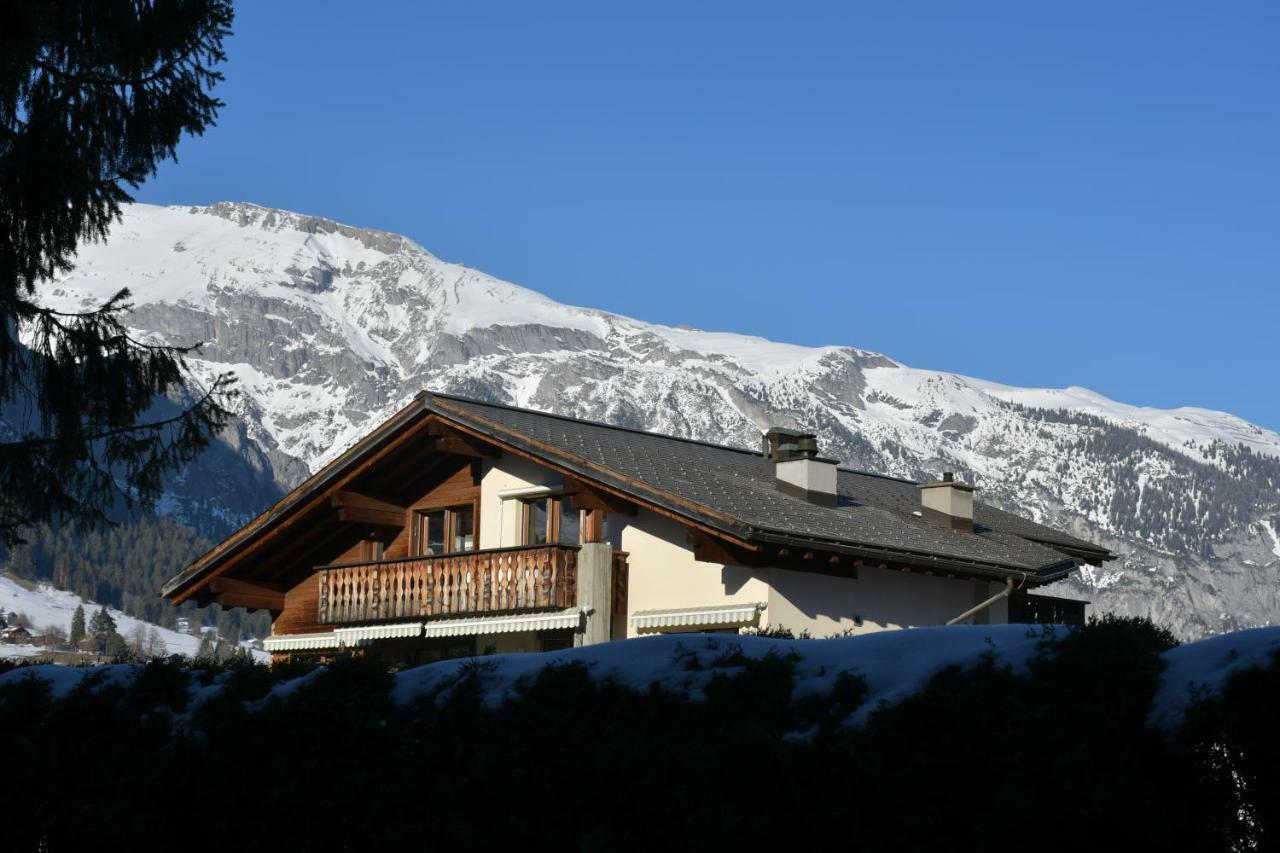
left=421, top=608, right=584, bottom=638
left=335, top=622, right=424, bottom=644
left=630, top=602, right=765, bottom=632
left=262, top=632, right=341, bottom=652
left=262, top=610, right=584, bottom=650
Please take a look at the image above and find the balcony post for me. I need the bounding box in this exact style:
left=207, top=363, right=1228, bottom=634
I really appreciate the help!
left=575, top=542, right=613, bottom=646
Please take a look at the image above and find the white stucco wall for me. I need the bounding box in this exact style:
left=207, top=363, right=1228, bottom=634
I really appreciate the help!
left=763, top=566, right=1000, bottom=637
left=472, top=454, right=1007, bottom=641
left=478, top=456, right=563, bottom=549
left=620, top=510, right=770, bottom=639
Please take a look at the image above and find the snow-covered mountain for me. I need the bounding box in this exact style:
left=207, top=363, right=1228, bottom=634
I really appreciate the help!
left=32, top=202, right=1280, bottom=638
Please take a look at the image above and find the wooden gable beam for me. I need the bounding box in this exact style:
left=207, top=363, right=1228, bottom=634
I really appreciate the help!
left=208, top=578, right=285, bottom=612
left=565, top=476, right=637, bottom=516
left=170, top=413, right=438, bottom=605
left=427, top=421, right=501, bottom=458
left=331, top=491, right=407, bottom=527
left=260, top=521, right=362, bottom=582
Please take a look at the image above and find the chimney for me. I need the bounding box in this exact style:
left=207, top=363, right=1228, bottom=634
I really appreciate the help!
left=917, top=471, right=977, bottom=530
left=765, top=427, right=839, bottom=508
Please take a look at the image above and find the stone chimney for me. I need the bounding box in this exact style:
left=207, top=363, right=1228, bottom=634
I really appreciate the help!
left=917, top=472, right=976, bottom=530
left=764, top=427, right=838, bottom=508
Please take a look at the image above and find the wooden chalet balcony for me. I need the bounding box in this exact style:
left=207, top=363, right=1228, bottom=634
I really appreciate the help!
left=316, top=544, right=580, bottom=626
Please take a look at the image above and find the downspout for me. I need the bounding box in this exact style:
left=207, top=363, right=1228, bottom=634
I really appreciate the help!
left=945, top=573, right=1026, bottom=626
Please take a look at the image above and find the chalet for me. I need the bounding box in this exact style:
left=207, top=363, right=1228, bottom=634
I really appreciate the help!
left=161, top=393, right=1112, bottom=664
left=0, top=624, right=33, bottom=644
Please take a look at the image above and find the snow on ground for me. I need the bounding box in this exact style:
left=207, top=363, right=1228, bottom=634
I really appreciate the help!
left=3, top=625, right=1277, bottom=733
left=1148, top=626, right=1280, bottom=732
left=1260, top=519, right=1280, bottom=560
left=0, top=572, right=267, bottom=662
left=391, top=624, right=1056, bottom=725
left=0, top=663, right=138, bottom=700
left=0, top=572, right=199, bottom=658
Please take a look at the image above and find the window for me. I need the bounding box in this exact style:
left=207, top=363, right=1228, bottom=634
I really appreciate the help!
left=558, top=501, right=580, bottom=545
left=452, top=505, right=475, bottom=551
left=539, top=634, right=573, bottom=652
left=414, top=504, right=477, bottom=556
left=524, top=497, right=549, bottom=545
left=521, top=496, right=583, bottom=546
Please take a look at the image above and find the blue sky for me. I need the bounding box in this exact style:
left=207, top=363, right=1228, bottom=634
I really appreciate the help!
left=138, top=2, right=1280, bottom=430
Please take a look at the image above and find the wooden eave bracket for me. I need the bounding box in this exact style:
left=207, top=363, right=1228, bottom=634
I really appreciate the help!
left=208, top=577, right=285, bottom=612
left=426, top=420, right=501, bottom=458
left=331, top=491, right=407, bottom=527
left=564, top=476, right=638, bottom=516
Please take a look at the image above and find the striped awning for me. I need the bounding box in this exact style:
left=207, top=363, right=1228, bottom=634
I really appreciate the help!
left=421, top=608, right=584, bottom=638
left=263, top=611, right=583, bottom=650
left=262, top=632, right=341, bottom=652
left=630, top=602, right=764, bottom=632
left=335, top=622, right=424, bottom=644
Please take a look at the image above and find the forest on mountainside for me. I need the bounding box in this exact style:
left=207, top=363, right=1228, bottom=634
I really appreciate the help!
left=1, top=518, right=270, bottom=640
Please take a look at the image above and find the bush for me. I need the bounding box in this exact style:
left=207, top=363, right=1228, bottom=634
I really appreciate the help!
left=0, top=619, right=1275, bottom=852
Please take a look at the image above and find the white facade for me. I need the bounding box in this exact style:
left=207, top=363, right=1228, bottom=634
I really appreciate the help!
left=268, top=452, right=1013, bottom=656
left=479, top=455, right=1009, bottom=640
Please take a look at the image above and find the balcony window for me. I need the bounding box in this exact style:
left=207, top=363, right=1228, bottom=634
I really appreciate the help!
left=452, top=505, right=475, bottom=551
left=522, top=496, right=583, bottom=546
left=558, top=501, right=581, bottom=545
left=414, top=504, right=476, bottom=556
left=524, top=497, right=550, bottom=545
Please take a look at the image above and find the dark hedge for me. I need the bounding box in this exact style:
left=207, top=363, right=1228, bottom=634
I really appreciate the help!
left=1, top=617, right=1276, bottom=852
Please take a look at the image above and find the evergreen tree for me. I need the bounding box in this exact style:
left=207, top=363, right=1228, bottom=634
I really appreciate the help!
left=145, top=625, right=165, bottom=658
left=68, top=604, right=85, bottom=648
left=104, top=631, right=130, bottom=660
left=195, top=630, right=214, bottom=660
left=0, top=0, right=237, bottom=547
left=88, top=605, right=116, bottom=650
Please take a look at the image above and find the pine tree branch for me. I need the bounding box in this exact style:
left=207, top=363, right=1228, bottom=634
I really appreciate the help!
left=30, top=17, right=228, bottom=90
left=0, top=378, right=232, bottom=451
left=14, top=293, right=207, bottom=356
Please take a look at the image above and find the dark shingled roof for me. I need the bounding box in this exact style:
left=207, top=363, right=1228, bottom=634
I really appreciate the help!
left=427, top=393, right=1112, bottom=582
left=163, top=391, right=1115, bottom=601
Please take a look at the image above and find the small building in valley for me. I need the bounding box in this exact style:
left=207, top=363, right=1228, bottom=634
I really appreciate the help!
left=0, top=625, right=33, bottom=644
left=161, top=393, right=1110, bottom=664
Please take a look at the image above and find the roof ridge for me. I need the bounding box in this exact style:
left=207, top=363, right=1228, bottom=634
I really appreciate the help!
left=426, top=391, right=923, bottom=484
left=428, top=391, right=772, bottom=457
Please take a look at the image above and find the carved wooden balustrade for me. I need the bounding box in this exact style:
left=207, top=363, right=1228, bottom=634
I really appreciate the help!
left=316, top=544, right=579, bottom=625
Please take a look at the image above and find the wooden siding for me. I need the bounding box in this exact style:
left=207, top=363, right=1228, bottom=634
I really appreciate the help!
left=274, top=573, right=327, bottom=636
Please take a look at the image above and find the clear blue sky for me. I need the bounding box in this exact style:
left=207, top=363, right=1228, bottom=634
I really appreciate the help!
left=138, top=1, right=1280, bottom=430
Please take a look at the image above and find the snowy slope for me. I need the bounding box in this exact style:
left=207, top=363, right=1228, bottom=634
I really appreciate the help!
left=19, top=202, right=1280, bottom=639
left=0, top=572, right=199, bottom=657
left=0, top=573, right=266, bottom=662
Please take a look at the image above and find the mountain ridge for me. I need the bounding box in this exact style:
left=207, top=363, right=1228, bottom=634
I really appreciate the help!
left=22, top=201, right=1280, bottom=638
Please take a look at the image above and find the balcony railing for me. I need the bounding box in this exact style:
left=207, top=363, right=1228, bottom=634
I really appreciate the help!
left=1008, top=589, right=1087, bottom=626
left=316, top=544, right=579, bottom=626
